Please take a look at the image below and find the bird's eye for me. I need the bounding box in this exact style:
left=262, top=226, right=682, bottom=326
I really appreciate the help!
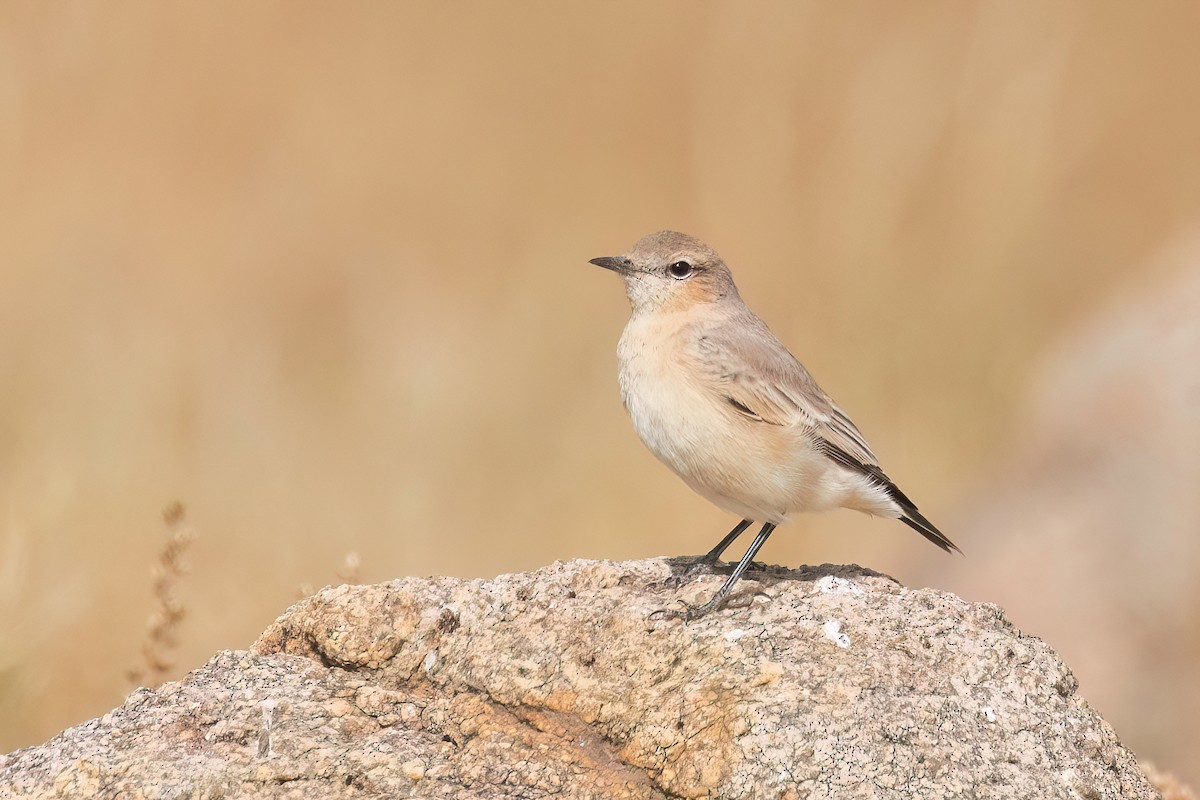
left=667, top=261, right=694, bottom=279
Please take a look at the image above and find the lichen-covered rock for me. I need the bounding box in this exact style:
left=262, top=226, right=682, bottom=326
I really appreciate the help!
left=0, top=559, right=1162, bottom=799
left=932, top=239, right=1200, bottom=790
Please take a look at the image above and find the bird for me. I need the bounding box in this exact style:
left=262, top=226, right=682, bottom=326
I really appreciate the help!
left=587, top=230, right=959, bottom=619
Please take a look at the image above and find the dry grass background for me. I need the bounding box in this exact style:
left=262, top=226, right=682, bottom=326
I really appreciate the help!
left=2, top=0, right=1198, bottom=784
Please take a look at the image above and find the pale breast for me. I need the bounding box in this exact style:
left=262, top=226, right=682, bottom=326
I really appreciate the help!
left=614, top=310, right=903, bottom=523
left=617, top=312, right=706, bottom=465
left=616, top=312, right=826, bottom=521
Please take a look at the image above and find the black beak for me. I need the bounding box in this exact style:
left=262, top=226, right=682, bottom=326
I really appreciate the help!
left=588, top=255, right=634, bottom=274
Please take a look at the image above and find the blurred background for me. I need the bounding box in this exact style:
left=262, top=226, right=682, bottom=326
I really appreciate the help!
left=2, top=1, right=1198, bottom=785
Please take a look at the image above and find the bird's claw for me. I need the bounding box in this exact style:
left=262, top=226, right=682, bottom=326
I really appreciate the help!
left=648, top=586, right=771, bottom=623
left=649, top=599, right=718, bottom=622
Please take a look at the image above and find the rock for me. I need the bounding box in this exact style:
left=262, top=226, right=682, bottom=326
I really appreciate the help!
left=929, top=234, right=1200, bottom=789
left=0, top=559, right=1162, bottom=799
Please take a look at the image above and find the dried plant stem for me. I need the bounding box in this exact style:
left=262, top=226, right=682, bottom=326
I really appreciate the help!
left=127, top=502, right=195, bottom=689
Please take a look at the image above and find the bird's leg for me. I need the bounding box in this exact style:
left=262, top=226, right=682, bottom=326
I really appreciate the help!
left=700, top=519, right=753, bottom=564
left=660, top=522, right=777, bottom=621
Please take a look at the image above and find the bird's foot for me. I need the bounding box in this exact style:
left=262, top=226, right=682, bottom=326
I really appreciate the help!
left=649, top=586, right=767, bottom=622
left=649, top=598, right=721, bottom=622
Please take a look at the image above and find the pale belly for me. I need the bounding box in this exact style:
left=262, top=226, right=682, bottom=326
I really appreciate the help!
left=620, top=357, right=833, bottom=523
left=615, top=315, right=895, bottom=523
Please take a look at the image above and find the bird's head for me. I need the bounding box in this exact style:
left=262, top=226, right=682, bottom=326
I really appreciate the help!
left=588, top=231, right=741, bottom=314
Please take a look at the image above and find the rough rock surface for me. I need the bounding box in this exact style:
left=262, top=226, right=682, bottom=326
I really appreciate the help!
left=0, top=559, right=1161, bottom=799
left=924, top=235, right=1200, bottom=787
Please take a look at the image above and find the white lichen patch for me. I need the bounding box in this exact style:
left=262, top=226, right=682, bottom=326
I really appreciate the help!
left=816, top=575, right=865, bottom=595
left=982, top=706, right=997, bottom=723
left=823, top=619, right=851, bottom=649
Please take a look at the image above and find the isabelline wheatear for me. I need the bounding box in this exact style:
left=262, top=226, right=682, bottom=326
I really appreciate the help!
left=588, top=231, right=959, bottom=619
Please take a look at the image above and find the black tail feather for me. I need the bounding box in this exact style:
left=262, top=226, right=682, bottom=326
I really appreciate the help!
left=815, top=435, right=962, bottom=555
left=898, top=506, right=961, bottom=554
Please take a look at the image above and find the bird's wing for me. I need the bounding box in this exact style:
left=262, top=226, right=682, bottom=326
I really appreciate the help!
left=692, top=316, right=880, bottom=467
left=691, top=315, right=961, bottom=554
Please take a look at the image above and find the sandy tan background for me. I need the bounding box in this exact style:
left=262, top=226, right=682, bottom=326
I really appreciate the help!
left=2, top=1, right=1197, bottom=786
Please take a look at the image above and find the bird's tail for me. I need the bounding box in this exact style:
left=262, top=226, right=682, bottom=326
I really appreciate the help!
left=898, top=506, right=961, bottom=554
left=883, top=480, right=962, bottom=554
left=816, top=436, right=962, bottom=554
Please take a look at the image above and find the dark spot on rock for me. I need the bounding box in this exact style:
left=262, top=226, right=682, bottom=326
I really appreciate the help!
left=436, top=608, right=460, bottom=634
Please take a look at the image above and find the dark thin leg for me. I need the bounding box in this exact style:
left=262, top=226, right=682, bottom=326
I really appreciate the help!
left=663, top=522, right=777, bottom=620
left=701, top=519, right=753, bottom=563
